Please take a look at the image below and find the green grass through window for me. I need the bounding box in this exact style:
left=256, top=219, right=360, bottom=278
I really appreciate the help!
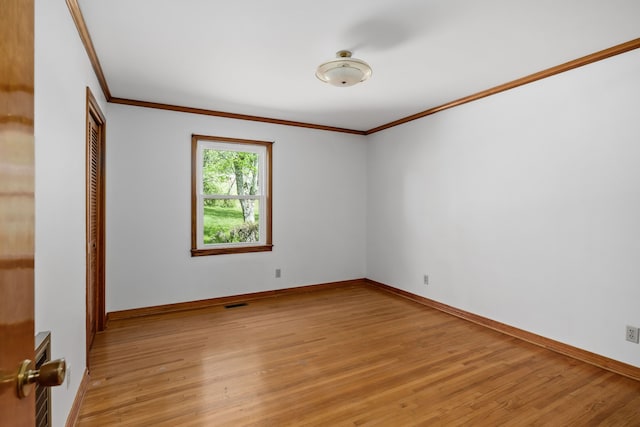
left=203, top=203, right=259, bottom=244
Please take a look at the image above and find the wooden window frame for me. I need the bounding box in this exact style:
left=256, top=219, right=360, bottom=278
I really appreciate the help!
left=191, top=134, right=273, bottom=256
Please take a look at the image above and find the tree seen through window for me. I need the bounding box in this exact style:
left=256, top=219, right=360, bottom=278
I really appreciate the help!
left=202, top=149, right=261, bottom=244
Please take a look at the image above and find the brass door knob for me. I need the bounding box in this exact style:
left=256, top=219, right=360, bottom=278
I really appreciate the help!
left=16, top=358, right=66, bottom=398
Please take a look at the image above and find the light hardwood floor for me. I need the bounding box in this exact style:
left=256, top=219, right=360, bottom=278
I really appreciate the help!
left=77, top=284, right=640, bottom=426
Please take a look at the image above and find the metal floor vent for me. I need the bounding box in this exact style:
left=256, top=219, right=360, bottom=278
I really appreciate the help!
left=224, top=302, right=248, bottom=309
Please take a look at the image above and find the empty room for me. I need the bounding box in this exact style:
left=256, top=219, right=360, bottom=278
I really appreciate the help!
left=2, top=0, right=640, bottom=425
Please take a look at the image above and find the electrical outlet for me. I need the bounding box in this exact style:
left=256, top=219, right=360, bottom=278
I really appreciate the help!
left=626, top=325, right=639, bottom=343
left=423, top=274, right=429, bottom=285
left=275, top=268, right=281, bottom=278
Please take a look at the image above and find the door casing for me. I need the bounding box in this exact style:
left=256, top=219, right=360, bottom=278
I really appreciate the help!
left=85, top=87, right=106, bottom=370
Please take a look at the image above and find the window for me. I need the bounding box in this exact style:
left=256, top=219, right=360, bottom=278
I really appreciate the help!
left=191, top=134, right=273, bottom=256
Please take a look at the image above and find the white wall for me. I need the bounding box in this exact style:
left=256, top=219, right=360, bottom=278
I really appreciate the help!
left=34, top=1, right=108, bottom=426
left=367, top=49, right=640, bottom=367
left=106, top=104, right=367, bottom=311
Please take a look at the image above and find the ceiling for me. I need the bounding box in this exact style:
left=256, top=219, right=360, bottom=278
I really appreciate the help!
left=77, top=0, right=639, bottom=132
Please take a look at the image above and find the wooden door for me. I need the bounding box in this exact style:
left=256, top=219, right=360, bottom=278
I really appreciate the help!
left=0, top=0, right=36, bottom=425
left=86, top=89, right=105, bottom=365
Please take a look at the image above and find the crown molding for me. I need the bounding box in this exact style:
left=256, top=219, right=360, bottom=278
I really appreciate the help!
left=65, top=3, right=639, bottom=136
left=66, top=0, right=111, bottom=100
left=109, top=97, right=367, bottom=135
left=365, top=38, right=640, bottom=134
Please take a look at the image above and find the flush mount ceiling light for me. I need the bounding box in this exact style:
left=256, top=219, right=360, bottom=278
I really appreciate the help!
left=315, top=50, right=372, bottom=87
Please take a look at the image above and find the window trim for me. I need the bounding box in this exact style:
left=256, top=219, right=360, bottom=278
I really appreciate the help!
left=191, top=134, right=273, bottom=256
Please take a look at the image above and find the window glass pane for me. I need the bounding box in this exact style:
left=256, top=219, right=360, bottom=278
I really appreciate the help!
left=202, top=149, right=260, bottom=196
left=203, top=199, right=260, bottom=244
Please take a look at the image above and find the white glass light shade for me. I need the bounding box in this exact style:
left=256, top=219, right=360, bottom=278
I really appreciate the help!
left=315, top=51, right=372, bottom=87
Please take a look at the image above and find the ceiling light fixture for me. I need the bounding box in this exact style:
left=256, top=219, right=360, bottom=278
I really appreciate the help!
left=315, top=50, right=372, bottom=87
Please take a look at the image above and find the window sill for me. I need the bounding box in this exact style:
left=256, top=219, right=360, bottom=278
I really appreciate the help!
left=191, top=244, right=273, bottom=257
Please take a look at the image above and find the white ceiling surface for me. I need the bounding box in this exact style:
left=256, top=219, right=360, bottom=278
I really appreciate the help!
left=79, top=0, right=639, bottom=131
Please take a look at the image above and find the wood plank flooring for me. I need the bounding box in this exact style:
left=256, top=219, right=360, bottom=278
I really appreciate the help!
left=77, top=284, right=640, bottom=426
